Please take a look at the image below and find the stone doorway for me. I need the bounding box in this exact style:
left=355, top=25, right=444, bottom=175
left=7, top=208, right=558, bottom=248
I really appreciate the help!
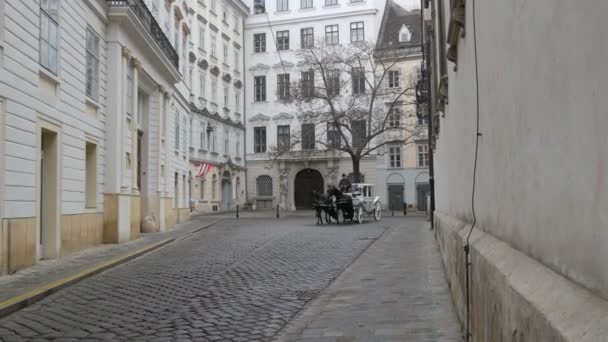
left=294, top=169, right=324, bottom=210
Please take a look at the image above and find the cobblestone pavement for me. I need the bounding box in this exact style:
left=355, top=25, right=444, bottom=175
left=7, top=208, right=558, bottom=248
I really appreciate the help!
left=0, top=216, right=222, bottom=303
left=274, top=217, right=463, bottom=342
left=0, top=217, right=389, bottom=341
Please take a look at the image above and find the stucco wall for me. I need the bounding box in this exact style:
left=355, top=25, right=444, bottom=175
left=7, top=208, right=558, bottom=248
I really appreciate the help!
left=434, top=0, right=608, bottom=301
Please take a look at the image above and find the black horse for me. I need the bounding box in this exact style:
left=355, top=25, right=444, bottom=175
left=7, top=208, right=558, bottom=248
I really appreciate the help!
left=327, top=186, right=355, bottom=223
left=312, top=190, right=339, bottom=224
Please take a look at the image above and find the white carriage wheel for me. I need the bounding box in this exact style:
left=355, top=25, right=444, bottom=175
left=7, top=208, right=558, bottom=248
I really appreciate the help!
left=374, top=202, right=382, bottom=221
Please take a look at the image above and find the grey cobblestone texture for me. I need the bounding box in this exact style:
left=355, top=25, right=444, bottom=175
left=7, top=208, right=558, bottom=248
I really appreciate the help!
left=0, top=217, right=222, bottom=304
left=0, top=217, right=387, bottom=341
left=274, top=217, right=463, bottom=342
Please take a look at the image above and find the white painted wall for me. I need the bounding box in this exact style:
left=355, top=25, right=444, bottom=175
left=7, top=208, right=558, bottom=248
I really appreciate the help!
left=0, top=1, right=107, bottom=218
left=434, top=0, right=608, bottom=299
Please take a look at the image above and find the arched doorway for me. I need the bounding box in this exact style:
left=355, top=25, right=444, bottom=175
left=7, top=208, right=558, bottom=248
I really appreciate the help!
left=294, top=169, right=324, bottom=210
left=221, top=171, right=232, bottom=210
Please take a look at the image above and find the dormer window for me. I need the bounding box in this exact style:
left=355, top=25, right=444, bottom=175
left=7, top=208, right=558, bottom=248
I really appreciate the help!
left=399, top=24, right=411, bottom=43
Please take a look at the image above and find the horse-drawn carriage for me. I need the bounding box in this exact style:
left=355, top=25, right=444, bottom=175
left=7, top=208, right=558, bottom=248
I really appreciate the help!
left=313, top=183, right=382, bottom=224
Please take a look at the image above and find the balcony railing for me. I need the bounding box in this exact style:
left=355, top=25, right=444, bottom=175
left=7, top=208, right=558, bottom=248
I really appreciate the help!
left=108, top=0, right=179, bottom=70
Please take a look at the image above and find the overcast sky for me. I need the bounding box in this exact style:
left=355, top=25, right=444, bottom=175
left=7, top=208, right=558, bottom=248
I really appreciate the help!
left=393, top=0, right=420, bottom=10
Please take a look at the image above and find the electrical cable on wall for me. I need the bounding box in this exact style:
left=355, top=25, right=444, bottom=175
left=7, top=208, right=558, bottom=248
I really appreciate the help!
left=464, top=0, right=481, bottom=341
left=259, top=7, right=288, bottom=75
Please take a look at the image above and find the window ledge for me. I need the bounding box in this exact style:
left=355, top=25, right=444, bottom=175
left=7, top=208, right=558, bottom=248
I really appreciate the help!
left=174, top=150, right=180, bottom=155
left=274, top=10, right=292, bottom=15
left=222, top=63, right=230, bottom=69
left=347, top=0, right=366, bottom=5
left=210, top=10, right=217, bottom=17
left=85, top=96, right=101, bottom=109
left=253, top=101, right=269, bottom=104
left=322, top=4, right=341, bottom=9
left=198, top=148, right=207, bottom=152
left=210, top=152, right=219, bottom=156
left=299, top=7, right=315, bottom=12
left=39, top=67, right=61, bottom=85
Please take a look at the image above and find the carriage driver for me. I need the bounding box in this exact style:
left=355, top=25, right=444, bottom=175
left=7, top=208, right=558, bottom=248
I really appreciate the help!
left=339, top=174, right=352, bottom=193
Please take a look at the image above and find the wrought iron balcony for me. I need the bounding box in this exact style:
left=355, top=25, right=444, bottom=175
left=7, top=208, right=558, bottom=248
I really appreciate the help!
left=107, top=0, right=179, bottom=70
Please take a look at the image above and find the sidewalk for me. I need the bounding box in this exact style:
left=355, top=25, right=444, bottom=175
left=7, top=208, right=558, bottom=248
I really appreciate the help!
left=274, top=217, right=463, bottom=342
left=0, top=216, right=222, bottom=316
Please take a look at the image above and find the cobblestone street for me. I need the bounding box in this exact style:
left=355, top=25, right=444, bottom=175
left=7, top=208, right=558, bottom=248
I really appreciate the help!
left=0, top=217, right=386, bottom=341
left=0, top=216, right=461, bottom=342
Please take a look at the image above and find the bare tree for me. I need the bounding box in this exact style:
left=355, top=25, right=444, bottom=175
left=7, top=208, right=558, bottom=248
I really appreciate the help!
left=268, top=41, right=424, bottom=182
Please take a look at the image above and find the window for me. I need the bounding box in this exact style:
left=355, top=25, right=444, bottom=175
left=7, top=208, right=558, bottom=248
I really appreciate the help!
left=389, top=146, right=402, bottom=168
left=210, top=33, right=217, bottom=57
left=174, top=21, right=179, bottom=48
left=350, top=22, right=364, bottom=42
left=222, top=7, right=228, bottom=23
left=200, top=122, right=205, bottom=149
left=254, top=33, right=266, bottom=53
left=200, top=179, right=205, bottom=199
left=352, top=119, right=366, bottom=149
left=254, top=0, right=265, bottom=14
left=277, top=125, right=290, bottom=150
left=277, top=0, right=289, bottom=12
left=223, top=44, right=228, bottom=61
left=212, top=174, right=217, bottom=199
left=207, top=125, right=216, bottom=152
left=388, top=107, right=401, bottom=127
left=301, top=123, right=315, bottom=150
left=181, top=31, right=188, bottom=75
left=300, top=27, right=314, bottom=48
left=223, top=86, right=229, bottom=107
left=210, top=0, right=217, bottom=12
left=236, top=133, right=241, bottom=157
left=189, top=64, right=194, bottom=89
left=256, top=175, right=273, bottom=196
left=350, top=0, right=363, bottom=2
left=127, top=59, right=134, bottom=114
left=388, top=70, right=400, bottom=88
left=235, top=92, right=240, bottom=111
left=254, top=126, right=267, bottom=153
left=85, top=142, right=97, bottom=208
left=233, top=15, right=240, bottom=31
left=200, top=72, right=206, bottom=97
left=254, top=76, right=266, bottom=101
left=175, top=113, right=180, bottom=151
left=85, top=28, right=99, bottom=100
left=327, top=122, right=340, bottom=148
left=301, top=0, right=313, bottom=9
left=199, top=28, right=205, bottom=50
left=352, top=67, right=365, bottom=95
left=301, top=70, right=314, bottom=97
left=276, top=30, right=289, bottom=50
left=234, top=51, right=239, bottom=69
left=40, top=0, right=59, bottom=74
left=277, top=73, right=290, bottom=100
left=399, top=24, right=412, bottom=43
left=326, top=69, right=340, bottom=97
left=211, top=78, right=218, bottom=102
left=224, top=127, right=229, bottom=154
left=325, top=0, right=337, bottom=5
left=325, top=25, right=339, bottom=45
left=417, top=144, right=430, bottom=167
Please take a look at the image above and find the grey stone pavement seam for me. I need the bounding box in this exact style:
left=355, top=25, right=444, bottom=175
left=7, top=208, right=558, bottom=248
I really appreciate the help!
left=0, top=216, right=224, bottom=306
left=273, top=218, right=463, bottom=342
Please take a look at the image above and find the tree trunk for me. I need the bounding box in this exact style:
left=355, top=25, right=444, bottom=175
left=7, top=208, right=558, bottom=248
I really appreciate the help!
left=352, top=157, right=362, bottom=183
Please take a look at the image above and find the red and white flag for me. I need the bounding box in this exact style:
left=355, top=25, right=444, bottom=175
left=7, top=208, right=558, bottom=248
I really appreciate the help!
left=196, top=163, right=212, bottom=178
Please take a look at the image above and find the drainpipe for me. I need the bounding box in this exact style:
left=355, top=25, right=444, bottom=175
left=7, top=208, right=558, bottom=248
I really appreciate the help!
left=241, top=13, right=248, bottom=204
left=420, top=0, right=436, bottom=228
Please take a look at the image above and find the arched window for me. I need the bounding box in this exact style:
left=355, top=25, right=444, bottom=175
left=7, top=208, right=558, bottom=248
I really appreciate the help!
left=212, top=174, right=217, bottom=199
left=236, top=177, right=241, bottom=199
left=399, top=24, right=411, bottom=43
left=256, top=175, right=273, bottom=196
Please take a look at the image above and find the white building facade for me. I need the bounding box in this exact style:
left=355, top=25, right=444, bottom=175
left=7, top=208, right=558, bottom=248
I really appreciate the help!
left=0, top=0, right=247, bottom=275
left=243, top=0, right=385, bottom=210
left=185, top=0, right=248, bottom=213
left=374, top=2, right=429, bottom=212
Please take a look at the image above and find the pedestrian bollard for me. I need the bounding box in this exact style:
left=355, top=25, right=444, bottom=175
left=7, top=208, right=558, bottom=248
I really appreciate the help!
left=236, top=205, right=239, bottom=218
left=403, top=202, right=407, bottom=216
left=276, top=204, right=280, bottom=218
left=392, top=206, right=395, bottom=216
